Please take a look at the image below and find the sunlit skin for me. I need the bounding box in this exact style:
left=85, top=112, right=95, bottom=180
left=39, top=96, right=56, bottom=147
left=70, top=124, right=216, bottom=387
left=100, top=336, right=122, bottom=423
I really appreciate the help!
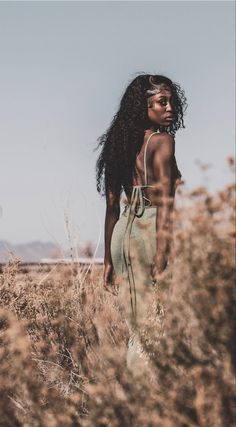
left=147, top=85, right=174, bottom=129
left=129, top=84, right=177, bottom=204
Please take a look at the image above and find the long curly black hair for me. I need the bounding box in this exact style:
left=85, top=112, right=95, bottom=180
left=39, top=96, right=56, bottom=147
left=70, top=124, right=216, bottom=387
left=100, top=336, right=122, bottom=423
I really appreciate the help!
left=95, top=73, right=187, bottom=198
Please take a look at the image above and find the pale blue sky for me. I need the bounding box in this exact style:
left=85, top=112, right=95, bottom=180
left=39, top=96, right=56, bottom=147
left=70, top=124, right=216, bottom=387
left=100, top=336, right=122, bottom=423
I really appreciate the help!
left=0, top=1, right=235, bottom=251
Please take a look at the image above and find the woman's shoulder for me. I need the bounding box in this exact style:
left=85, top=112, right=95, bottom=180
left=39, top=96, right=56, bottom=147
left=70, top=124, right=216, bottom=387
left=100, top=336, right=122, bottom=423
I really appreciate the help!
left=146, top=132, right=182, bottom=181
left=147, top=132, right=175, bottom=159
left=145, top=130, right=175, bottom=146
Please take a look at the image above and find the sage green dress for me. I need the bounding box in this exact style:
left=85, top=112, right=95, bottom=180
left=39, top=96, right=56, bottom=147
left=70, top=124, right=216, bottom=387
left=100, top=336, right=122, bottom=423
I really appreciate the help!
left=110, top=131, right=170, bottom=373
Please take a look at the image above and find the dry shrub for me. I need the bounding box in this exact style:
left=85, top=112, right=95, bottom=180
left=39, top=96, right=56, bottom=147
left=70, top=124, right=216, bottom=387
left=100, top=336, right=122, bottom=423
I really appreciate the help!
left=0, top=158, right=235, bottom=426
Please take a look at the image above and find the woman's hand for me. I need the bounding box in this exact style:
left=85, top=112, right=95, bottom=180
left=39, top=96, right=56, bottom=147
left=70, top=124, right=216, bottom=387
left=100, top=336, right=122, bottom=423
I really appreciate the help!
left=103, top=262, right=118, bottom=296
left=151, top=257, right=169, bottom=284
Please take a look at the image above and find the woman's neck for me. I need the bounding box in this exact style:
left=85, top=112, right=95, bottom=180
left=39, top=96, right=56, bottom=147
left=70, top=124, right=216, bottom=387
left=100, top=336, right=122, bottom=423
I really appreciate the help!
left=145, top=125, right=159, bottom=132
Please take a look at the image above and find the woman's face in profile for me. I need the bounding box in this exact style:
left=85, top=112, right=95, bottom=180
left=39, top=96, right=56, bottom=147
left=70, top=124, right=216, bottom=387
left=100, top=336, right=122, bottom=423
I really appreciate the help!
left=147, top=85, right=174, bottom=127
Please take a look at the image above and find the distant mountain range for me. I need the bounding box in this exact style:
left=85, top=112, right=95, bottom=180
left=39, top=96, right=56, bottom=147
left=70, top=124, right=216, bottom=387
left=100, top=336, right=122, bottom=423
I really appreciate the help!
left=0, top=240, right=104, bottom=263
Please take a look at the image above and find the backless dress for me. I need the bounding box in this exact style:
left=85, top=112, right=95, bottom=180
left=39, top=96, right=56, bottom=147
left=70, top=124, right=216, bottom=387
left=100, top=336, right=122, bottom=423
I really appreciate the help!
left=110, top=131, right=178, bottom=371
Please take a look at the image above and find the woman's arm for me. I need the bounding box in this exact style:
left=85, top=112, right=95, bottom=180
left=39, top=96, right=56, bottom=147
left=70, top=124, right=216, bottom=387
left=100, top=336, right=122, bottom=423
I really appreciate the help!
left=104, top=187, right=120, bottom=265
left=103, top=187, right=120, bottom=295
left=152, top=133, right=175, bottom=275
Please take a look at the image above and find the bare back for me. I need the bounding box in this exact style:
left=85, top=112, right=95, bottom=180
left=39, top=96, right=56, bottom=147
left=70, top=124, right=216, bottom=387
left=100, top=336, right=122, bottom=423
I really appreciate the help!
left=124, top=130, right=180, bottom=205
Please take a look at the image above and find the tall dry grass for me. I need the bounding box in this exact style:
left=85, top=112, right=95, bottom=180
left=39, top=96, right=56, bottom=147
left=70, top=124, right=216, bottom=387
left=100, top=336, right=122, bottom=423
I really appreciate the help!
left=0, top=158, right=235, bottom=427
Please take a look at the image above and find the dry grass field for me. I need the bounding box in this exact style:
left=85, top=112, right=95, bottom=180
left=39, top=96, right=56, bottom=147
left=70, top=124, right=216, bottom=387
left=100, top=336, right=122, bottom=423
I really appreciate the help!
left=0, top=158, right=235, bottom=427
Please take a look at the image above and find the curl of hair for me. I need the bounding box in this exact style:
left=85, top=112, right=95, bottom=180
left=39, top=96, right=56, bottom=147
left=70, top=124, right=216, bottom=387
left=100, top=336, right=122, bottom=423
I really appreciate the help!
left=94, top=73, right=187, bottom=198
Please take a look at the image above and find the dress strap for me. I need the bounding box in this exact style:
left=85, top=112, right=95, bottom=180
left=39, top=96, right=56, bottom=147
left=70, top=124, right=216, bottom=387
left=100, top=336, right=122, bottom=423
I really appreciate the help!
left=144, top=131, right=160, bottom=186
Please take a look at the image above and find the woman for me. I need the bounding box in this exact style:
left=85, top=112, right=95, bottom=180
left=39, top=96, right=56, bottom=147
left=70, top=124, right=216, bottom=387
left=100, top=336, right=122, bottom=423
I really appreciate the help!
left=95, top=74, right=187, bottom=371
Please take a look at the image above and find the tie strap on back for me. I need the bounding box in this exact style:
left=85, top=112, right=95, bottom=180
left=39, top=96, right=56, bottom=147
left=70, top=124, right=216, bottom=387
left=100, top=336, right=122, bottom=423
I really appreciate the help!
left=120, top=131, right=160, bottom=328
left=121, top=184, right=158, bottom=329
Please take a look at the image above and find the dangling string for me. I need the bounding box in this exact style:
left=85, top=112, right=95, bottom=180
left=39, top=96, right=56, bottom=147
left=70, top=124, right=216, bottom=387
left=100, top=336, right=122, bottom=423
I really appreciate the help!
left=121, top=131, right=161, bottom=328
left=121, top=185, right=155, bottom=329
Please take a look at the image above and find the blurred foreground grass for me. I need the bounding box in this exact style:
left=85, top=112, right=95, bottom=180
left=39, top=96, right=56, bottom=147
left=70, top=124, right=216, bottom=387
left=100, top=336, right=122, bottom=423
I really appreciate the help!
left=0, top=159, right=235, bottom=427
